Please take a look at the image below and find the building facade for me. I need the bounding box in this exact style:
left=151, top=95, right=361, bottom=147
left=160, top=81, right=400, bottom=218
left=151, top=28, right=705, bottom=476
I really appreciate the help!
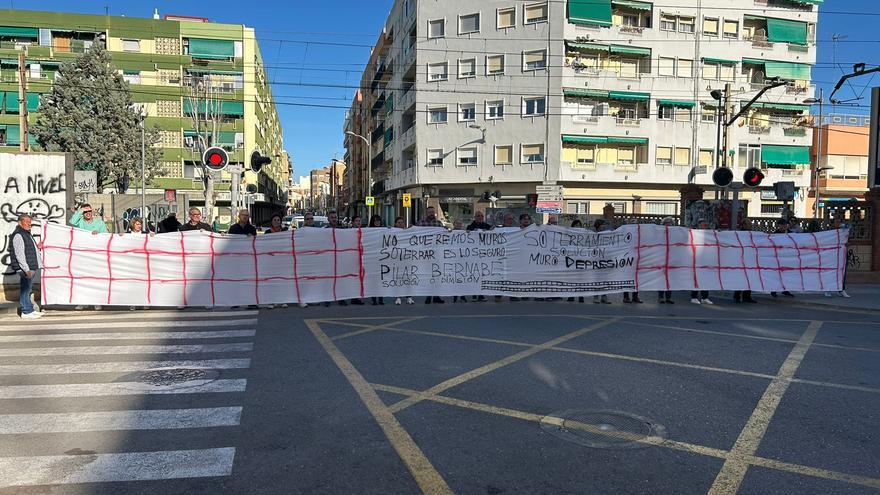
left=808, top=116, right=870, bottom=216
left=344, top=0, right=819, bottom=224
left=0, top=9, right=285, bottom=224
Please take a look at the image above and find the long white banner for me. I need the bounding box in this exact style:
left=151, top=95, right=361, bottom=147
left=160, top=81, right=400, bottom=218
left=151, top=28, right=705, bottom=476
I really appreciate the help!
left=39, top=223, right=847, bottom=306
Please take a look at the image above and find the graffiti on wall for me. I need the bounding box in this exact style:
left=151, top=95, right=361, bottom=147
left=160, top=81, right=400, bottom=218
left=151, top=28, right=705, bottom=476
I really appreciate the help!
left=1, top=155, right=69, bottom=277
left=120, top=204, right=175, bottom=232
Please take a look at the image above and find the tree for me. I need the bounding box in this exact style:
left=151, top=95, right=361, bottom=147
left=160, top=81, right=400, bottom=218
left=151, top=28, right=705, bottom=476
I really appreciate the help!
left=31, top=42, right=161, bottom=191
left=184, top=75, right=224, bottom=222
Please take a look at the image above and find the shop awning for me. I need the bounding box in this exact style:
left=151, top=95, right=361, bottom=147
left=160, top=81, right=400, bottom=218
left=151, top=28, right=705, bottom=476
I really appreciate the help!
left=609, top=90, right=650, bottom=101
left=566, top=41, right=610, bottom=52
left=563, top=88, right=609, bottom=98
left=611, top=0, right=652, bottom=11
left=188, top=38, right=235, bottom=59
left=610, top=44, right=651, bottom=56
left=767, top=18, right=808, bottom=46
left=742, top=58, right=811, bottom=80
left=657, top=100, right=695, bottom=108
left=568, top=0, right=613, bottom=27
left=751, top=102, right=809, bottom=112
left=761, top=145, right=810, bottom=166
left=562, top=135, right=648, bottom=145
left=0, top=27, right=39, bottom=38
left=702, top=57, right=737, bottom=65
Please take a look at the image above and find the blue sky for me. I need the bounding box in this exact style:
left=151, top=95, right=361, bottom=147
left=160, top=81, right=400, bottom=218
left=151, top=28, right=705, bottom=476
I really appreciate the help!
left=7, top=0, right=878, bottom=178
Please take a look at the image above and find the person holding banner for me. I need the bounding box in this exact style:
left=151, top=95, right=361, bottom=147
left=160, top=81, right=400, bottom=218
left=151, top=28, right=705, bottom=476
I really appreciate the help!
left=370, top=216, right=386, bottom=306
left=179, top=208, right=212, bottom=232
left=264, top=213, right=287, bottom=234
left=592, top=219, right=612, bottom=305
left=657, top=216, right=676, bottom=304
left=770, top=218, right=795, bottom=298
left=824, top=215, right=851, bottom=298
left=690, top=219, right=714, bottom=305
left=418, top=207, right=445, bottom=304
left=567, top=220, right=586, bottom=303
left=466, top=211, right=492, bottom=232
left=69, top=204, right=107, bottom=234
left=228, top=209, right=257, bottom=236
left=392, top=216, right=415, bottom=306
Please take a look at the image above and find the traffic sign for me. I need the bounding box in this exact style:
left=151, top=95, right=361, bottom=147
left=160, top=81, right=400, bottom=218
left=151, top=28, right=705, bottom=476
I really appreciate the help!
left=365, top=196, right=375, bottom=206
left=536, top=200, right=563, bottom=214
left=402, top=193, right=411, bottom=208
left=536, top=185, right=564, bottom=196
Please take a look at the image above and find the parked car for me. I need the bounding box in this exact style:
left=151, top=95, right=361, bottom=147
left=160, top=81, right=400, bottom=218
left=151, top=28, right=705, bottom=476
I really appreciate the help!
left=292, top=215, right=328, bottom=228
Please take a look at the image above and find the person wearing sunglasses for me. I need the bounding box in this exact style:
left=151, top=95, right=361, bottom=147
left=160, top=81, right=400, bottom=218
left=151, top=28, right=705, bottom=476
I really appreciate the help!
left=69, top=204, right=107, bottom=234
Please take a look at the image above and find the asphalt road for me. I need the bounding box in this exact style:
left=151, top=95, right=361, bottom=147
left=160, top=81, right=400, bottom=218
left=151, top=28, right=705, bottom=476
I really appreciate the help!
left=0, top=294, right=878, bottom=494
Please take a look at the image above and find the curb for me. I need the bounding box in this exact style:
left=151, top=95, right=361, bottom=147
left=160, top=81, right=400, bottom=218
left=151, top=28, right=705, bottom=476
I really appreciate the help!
left=0, top=303, right=18, bottom=316
left=768, top=297, right=880, bottom=315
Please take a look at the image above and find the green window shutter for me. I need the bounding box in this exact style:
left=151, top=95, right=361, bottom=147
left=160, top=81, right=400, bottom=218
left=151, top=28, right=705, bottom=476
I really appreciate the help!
left=607, top=137, right=648, bottom=145
left=703, top=57, right=737, bottom=65
left=562, top=135, right=608, bottom=144
left=568, top=0, right=613, bottom=27
left=4, top=92, right=17, bottom=114
left=764, top=61, right=811, bottom=81
left=5, top=124, right=19, bottom=145
left=186, top=68, right=244, bottom=76
left=563, top=88, right=609, bottom=98
left=608, top=90, right=650, bottom=101
left=26, top=93, right=39, bottom=112
left=0, top=27, right=39, bottom=38
left=761, top=145, right=810, bottom=166
left=188, top=38, right=235, bottom=59
left=221, top=101, right=244, bottom=116
left=657, top=100, right=695, bottom=108
left=385, top=94, right=394, bottom=115
left=566, top=42, right=610, bottom=52
left=610, top=45, right=651, bottom=56
left=384, top=127, right=394, bottom=146
left=217, top=131, right=237, bottom=145
left=767, top=18, right=808, bottom=45
left=751, top=102, right=809, bottom=112
left=611, top=0, right=652, bottom=11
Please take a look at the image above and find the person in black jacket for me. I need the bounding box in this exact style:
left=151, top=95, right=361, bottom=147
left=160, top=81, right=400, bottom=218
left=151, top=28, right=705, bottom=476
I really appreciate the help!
left=228, top=209, right=257, bottom=236
left=466, top=211, right=493, bottom=232
left=9, top=214, right=43, bottom=318
left=158, top=212, right=181, bottom=233
left=179, top=208, right=213, bottom=232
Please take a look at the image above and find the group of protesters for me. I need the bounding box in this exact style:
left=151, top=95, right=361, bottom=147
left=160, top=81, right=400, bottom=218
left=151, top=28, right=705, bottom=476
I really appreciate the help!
left=7, top=203, right=850, bottom=318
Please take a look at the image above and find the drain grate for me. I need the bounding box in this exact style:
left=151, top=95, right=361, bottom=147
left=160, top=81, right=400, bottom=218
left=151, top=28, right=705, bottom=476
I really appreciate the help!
left=540, top=409, right=667, bottom=450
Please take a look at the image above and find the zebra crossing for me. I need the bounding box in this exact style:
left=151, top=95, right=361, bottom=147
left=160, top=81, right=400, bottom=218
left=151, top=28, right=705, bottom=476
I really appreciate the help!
left=0, top=309, right=258, bottom=490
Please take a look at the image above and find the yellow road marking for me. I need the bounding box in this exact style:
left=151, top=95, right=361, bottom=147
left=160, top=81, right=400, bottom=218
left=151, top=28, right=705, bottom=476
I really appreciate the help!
left=387, top=318, right=621, bottom=414
left=305, top=320, right=453, bottom=495
left=329, top=317, right=425, bottom=341
left=372, top=382, right=880, bottom=491
left=708, top=320, right=823, bottom=495
left=622, top=319, right=800, bottom=345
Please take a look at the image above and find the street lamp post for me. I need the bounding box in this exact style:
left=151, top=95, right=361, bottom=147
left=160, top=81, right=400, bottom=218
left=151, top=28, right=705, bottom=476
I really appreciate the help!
left=805, top=89, right=825, bottom=219
left=345, top=131, right=372, bottom=220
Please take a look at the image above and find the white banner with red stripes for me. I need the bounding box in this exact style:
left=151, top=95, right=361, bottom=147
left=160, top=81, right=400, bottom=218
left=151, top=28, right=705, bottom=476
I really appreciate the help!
left=39, top=223, right=847, bottom=306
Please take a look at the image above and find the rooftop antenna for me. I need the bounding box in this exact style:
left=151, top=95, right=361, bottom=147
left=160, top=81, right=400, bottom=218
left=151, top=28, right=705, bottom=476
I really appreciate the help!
left=153, top=8, right=160, bottom=19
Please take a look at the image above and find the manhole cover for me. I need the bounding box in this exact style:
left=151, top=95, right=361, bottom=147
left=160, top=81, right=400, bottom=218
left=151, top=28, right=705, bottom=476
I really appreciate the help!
left=116, top=368, right=219, bottom=388
left=540, top=409, right=667, bottom=450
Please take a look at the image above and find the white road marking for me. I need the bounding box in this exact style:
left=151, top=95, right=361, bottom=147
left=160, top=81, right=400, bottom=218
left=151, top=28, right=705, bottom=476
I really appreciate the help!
left=36, top=310, right=257, bottom=320
left=0, top=407, right=242, bottom=434
left=0, top=447, right=236, bottom=487
left=0, top=379, right=247, bottom=399
left=0, top=343, right=253, bottom=357
left=0, top=330, right=256, bottom=342
left=0, top=319, right=258, bottom=332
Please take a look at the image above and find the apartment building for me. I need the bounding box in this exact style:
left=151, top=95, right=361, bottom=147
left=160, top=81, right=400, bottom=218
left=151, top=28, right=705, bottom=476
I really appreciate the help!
left=807, top=114, right=871, bottom=216
left=0, top=9, right=286, bottom=221
left=344, top=0, right=819, bottom=223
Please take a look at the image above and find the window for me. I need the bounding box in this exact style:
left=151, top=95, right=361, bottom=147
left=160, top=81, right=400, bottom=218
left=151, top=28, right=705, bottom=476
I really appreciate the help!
left=122, top=39, right=140, bottom=52
left=618, top=59, right=638, bottom=78
left=677, top=59, right=692, bottom=78
left=29, top=63, right=41, bottom=79
left=523, top=50, right=547, bottom=71
left=703, top=18, right=719, bottom=36
left=495, top=145, right=513, bottom=165
left=618, top=148, right=635, bottom=165
left=458, top=147, right=478, bottom=166
left=658, top=106, right=674, bottom=120
left=699, top=149, right=714, bottom=167
left=459, top=58, right=476, bottom=78
left=428, top=19, right=445, bottom=38
left=487, top=54, right=505, bottom=75
left=122, top=71, right=141, bottom=84
left=723, top=20, right=739, bottom=39
left=621, top=14, right=639, bottom=27
left=659, top=57, right=675, bottom=77
left=523, top=97, right=545, bottom=116
left=487, top=100, right=504, bottom=119
left=459, top=13, right=481, bottom=34
left=525, top=3, right=548, bottom=24
left=610, top=202, right=627, bottom=214
left=703, top=62, right=718, bottom=80
left=738, top=144, right=761, bottom=168
left=674, top=147, right=691, bottom=166
left=720, top=63, right=735, bottom=81
left=428, top=62, right=448, bottom=81
left=522, top=143, right=545, bottom=163
left=567, top=201, right=589, bottom=214
left=428, top=106, right=448, bottom=123
left=660, top=15, right=676, bottom=31
left=646, top=202, right=677, bottom=215
left=497, top=7, right=516, bottom=28
left=675, top=106, right=691, bottom=122
left=459, top=103, right=476, bottom=122
left=574, top=147, right=595, bottom=167
left=234, top=41, right=243, bottom=58
left=678, top=17, right=695, bottom=33
left=701, top=105, right=716, bottom=123
left=404, top=0, right=413, bottom=17
left=427, top=149, right=444, bottom=166
left=656, top=146, right=672, bottom=165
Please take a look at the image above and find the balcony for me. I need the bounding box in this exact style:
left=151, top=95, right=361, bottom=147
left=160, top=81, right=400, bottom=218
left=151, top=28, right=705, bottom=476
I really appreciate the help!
left=572, top=115, right=600, bottom=125
left=783, top=127, right=807, bottom=137
left=619, top=25, right=645, bottom=36
left=749, top=125, right=770, bottom=135
left=371, top=150, right=385, bottom=169
left=616, top=117, right=641, bottom=127
left=371, top=123, right=385, bottom=143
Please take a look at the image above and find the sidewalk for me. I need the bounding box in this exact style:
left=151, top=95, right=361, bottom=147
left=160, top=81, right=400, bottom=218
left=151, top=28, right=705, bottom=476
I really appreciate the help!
left=767, top=284, right=880, bottom=313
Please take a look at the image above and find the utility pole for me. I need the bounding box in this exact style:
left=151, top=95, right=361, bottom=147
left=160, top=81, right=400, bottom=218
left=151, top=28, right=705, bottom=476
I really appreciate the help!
left=721, top=82, right=731, bottom=169
left=17, top=51, right=29, bottom=152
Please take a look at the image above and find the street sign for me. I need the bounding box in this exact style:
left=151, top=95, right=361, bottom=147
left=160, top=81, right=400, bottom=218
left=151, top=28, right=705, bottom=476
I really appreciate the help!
left=402, top=193, right=411, bottom=208
left=536, top=200, right=563, bottom=214
left=536, top=207, right=563, bottom=214
left=365, top=196, right=375, bottom=206
left=536, top=185, right=564, bottom=196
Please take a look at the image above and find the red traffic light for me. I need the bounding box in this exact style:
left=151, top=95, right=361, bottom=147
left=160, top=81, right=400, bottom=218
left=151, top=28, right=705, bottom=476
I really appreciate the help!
left=712, top=167, right=734, bottom=187
left=743, top=167, right=764, bottom=187
left=202, top=147, right=229, bottom=171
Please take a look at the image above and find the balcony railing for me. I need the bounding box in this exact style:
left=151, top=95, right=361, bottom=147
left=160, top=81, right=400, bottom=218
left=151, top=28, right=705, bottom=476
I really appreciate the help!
left=749, top=125, right=770, bottom=135
left=619, top=25, right=645, bottom=36
left=785, top=84, right=809, bottom=95
left=616, top=117, right=641, bottom=127
left=783, top=127, right=807, bottom=137
left=572, top=115, right=600, bottom=124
